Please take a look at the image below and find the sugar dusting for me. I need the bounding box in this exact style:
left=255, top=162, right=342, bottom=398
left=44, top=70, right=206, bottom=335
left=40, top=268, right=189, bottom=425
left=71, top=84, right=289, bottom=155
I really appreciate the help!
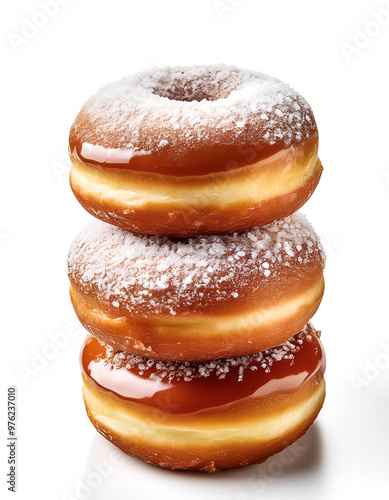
left=67, top=213, right=325, bottom=315
left=104, top=324, right=314, bottom=382
left=70, top=64, right=317, bottom=155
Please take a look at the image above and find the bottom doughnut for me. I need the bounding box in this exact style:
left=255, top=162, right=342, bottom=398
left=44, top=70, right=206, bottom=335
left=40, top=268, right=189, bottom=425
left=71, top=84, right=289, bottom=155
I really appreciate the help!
left=81, top=324, right=325, bottom=472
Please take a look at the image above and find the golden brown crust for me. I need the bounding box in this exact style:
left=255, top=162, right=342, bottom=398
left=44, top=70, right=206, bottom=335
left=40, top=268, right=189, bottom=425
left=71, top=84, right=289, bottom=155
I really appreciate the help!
left=69, top=65, right=319, bottom=168
left=70, top=164, right=322, bottom=237
left=68, top=65, right=321, bottom=235
left=70, top=273, right=324, bottom=360
left=68, top=214, right=325, bottom=359
left=69, top=145, right=322, bottom=237
left=82, top=375, right=325, bottom=471
left=80, top=322, right=326, bottom=471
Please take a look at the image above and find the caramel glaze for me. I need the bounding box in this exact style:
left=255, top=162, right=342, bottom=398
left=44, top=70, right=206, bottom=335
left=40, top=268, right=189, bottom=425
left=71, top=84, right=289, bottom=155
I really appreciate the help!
left=69, top=136, right=318, bottom=178
left=81, top=326, right=325, bottom=415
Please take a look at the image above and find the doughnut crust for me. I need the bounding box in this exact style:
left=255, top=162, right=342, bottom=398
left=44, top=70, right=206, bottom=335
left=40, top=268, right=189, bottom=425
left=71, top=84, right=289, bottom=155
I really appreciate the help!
left=69, top=65, right=322, bottom=236
left=81, top=324, right=325, bottom=471
left=68, top=213, right=325, bottom=360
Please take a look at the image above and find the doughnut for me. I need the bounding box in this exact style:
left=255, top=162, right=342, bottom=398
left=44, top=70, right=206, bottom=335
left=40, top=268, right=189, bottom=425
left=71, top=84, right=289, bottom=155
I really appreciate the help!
left=69, top=64, right=322, bottom=237
left=80, top=323, right=326, bottom=472
left=68, top=213, right=325, bottom=361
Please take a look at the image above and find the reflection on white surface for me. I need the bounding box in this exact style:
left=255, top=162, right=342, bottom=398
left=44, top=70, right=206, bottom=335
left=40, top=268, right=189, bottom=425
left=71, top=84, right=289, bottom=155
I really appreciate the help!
left=64, top=424, right=324, bottom=500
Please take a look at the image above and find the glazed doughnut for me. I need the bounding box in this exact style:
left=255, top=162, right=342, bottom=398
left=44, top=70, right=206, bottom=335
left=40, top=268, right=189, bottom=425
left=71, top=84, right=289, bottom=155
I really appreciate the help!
left=81, top=323, right=325, bottom=472
left=68, top=213, right=325, bottom=361
left=69, top=64, right=322, bottom=237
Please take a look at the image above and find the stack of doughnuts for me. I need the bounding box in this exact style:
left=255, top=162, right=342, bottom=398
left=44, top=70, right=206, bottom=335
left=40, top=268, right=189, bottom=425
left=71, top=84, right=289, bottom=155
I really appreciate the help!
left=67, top=65, right=326, bottom=472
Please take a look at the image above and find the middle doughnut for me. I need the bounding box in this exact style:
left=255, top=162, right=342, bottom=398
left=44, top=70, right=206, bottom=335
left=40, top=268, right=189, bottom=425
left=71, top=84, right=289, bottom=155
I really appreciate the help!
left=68, top=213, right=325, bottom=361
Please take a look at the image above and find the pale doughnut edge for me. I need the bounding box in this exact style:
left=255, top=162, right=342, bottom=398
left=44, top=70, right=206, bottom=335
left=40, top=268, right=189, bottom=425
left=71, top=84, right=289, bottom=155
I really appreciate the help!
left=69, top=147, right=322, bottom=236
left=81, top=375, right=325, bottom=472
left=70, top=274, right=324, bottom=360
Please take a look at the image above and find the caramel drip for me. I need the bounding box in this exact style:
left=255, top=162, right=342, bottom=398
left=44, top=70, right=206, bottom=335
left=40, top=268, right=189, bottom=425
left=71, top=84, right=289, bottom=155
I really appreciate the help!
left=69, top=138, right=290, bottom=177
left=81, top=330, right=325, bottom=414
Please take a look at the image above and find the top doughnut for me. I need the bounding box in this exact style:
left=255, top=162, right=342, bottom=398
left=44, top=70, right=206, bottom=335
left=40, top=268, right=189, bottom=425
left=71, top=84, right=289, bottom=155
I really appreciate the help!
left=69, top=64, right=322, bottom=236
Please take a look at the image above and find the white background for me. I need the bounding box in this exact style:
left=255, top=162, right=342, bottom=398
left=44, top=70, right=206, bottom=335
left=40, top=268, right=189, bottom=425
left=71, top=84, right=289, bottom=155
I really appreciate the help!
left=2, top=0, right=389, bottom=498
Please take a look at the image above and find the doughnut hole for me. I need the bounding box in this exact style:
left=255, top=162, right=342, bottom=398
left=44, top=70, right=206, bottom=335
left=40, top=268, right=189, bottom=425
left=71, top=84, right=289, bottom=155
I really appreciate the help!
left=150, top=67, right=243, bottom=102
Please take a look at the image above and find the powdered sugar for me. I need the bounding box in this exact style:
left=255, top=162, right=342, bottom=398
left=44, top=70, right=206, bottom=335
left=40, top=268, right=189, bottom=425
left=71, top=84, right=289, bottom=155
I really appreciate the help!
left=104, top=324, right=313, bottom=382
left=67, top=213, right=325, bottom=316
left=70, top=64, right=317, bottom=156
